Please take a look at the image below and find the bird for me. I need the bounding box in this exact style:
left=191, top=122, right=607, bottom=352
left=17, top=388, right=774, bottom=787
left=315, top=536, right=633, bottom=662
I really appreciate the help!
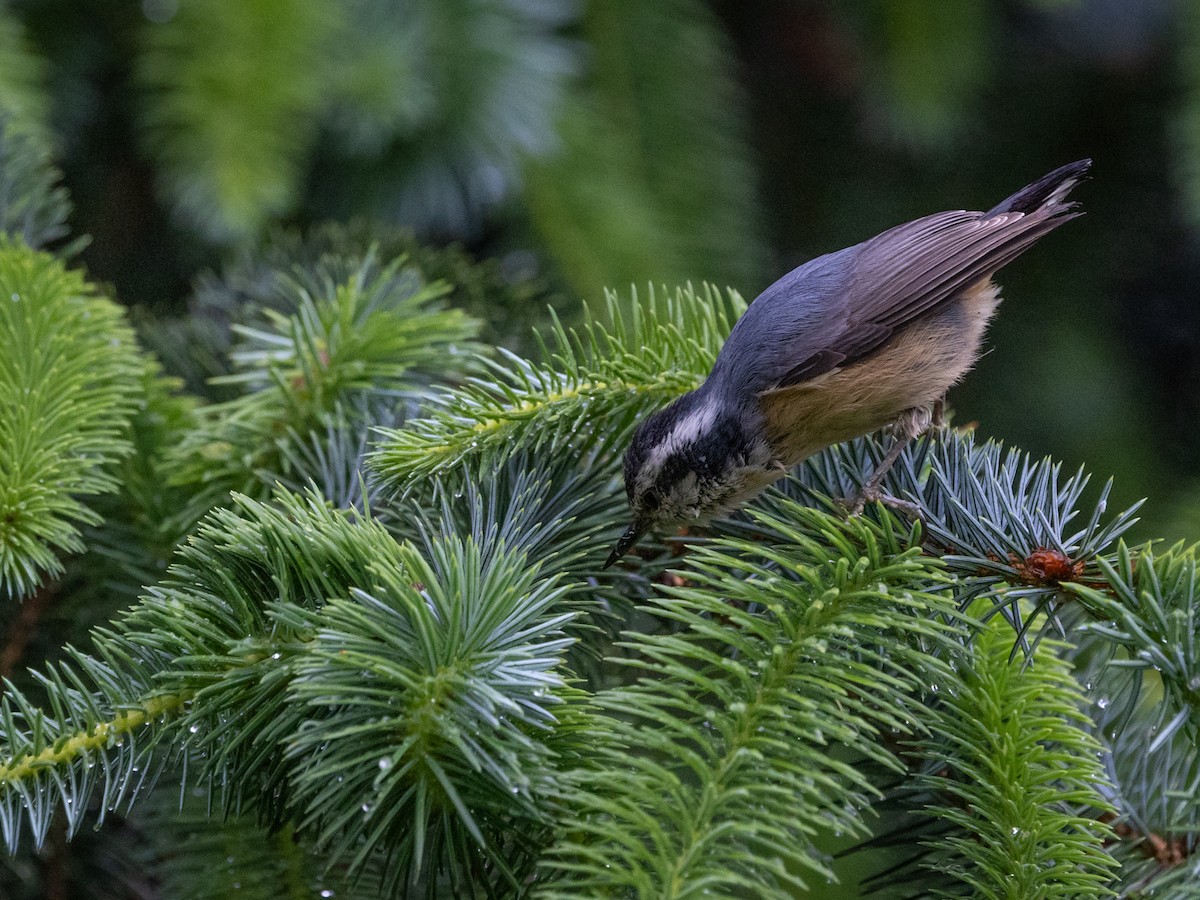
left=606, top=159, right=1092, bottom=568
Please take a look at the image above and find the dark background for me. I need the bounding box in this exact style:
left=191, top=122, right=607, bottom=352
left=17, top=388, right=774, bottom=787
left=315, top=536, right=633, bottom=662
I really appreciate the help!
left=9, top=0, right=1199, bottom=539
left=716, top=0, right=1199, bottom=541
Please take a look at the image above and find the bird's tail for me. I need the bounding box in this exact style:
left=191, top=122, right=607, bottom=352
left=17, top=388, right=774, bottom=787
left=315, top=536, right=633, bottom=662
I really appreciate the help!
left=984, top=158, right=1092, bottom=218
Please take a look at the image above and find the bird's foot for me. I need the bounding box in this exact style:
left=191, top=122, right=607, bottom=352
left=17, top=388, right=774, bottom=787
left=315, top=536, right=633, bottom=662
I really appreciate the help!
left=836, top=491, right=868, bottom=518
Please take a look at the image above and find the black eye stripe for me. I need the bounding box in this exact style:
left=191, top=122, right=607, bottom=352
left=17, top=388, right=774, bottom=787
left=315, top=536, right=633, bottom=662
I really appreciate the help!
left=656, top=454, right=693, bottom=489
left=624, top=399, right=754, bottom=510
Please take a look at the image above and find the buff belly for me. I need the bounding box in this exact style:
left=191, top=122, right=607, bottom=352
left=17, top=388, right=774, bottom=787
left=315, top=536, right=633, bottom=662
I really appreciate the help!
left=757, top=280, right=1000, bottom=466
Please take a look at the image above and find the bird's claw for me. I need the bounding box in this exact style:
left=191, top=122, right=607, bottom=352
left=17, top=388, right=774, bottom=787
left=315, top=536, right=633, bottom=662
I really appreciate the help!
left=837, top=492, right=869, bottom=518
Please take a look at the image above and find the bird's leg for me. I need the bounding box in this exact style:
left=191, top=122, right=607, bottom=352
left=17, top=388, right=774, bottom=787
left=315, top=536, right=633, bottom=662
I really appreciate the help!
left=842, top=407, right=930, bottom=517
left=931, top=396, right=946, bottom=429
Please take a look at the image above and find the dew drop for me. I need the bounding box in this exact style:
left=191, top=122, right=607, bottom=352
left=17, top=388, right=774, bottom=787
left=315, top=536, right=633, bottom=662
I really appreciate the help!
left=378, top=758, right=392, bottom=771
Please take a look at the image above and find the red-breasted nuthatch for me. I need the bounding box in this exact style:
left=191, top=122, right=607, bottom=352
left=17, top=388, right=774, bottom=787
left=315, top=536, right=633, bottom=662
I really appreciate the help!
left=607, top=160, right=1091, bottom=567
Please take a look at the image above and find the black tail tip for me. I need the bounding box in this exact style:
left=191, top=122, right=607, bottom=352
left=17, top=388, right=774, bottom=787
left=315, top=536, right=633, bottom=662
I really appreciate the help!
left=985, top=158, right=1093, bottom=217
left=1051, top=158, right=1093, bottom=179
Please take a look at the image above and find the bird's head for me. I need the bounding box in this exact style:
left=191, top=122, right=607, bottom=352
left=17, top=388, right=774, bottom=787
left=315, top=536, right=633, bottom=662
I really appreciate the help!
left=605, top=392, right=778, bottom=568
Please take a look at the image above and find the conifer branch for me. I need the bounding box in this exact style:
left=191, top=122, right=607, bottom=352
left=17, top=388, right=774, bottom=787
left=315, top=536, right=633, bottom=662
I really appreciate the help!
left=371, top=283, right=743, bottom=485
left=285, top=539, right=577, bottom=894
left=1067, top=543, right=1200, bottom=894
left=0, top=491, right=399, bottom=849
left=141, top=223, right=559, bottom=398
left=168, top=253, right=481, bottom=521
left=1069, top=543, right=1200, bottom=721
left=0, top=240, right=143, bottom=598
left=0, top=642, right=187, bottom=851
left=0, top=487, right=586, bottom=893
left=387, top=448, right=634, bottom=589
left=0, top=692, right=189, bottom=788
left=911, top=614, right=1118, bottom=898
left=748, top=429, right=1141, bottom=638
left=539, top=506, right=962, bottom=898
left=319, top=0, right=577, bottom=235
left=0, top=251, right=1189, bottom=898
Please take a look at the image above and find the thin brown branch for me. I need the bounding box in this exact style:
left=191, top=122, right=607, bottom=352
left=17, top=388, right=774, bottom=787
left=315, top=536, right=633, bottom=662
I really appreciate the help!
left=0, top=583, right=57, bottom=680
left=43, top=816, right=68, bottom=900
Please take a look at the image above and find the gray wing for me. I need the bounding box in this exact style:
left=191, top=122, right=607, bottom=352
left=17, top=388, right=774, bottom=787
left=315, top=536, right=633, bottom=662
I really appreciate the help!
left=771, top=205, right=1079, bottom=389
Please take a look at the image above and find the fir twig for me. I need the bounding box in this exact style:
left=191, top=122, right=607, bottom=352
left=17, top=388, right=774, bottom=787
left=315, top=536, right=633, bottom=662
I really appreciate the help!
left=0, top=239, right=143, bottom=598
left=168, top=251, right=481, bottom=522
left=371, top=283, right=743, bottom=485
left=911, top=613, right=1118, bottom=898
left=743, top=428, right=1141, bottom=640
left=539, top=506, right=962, bottom=898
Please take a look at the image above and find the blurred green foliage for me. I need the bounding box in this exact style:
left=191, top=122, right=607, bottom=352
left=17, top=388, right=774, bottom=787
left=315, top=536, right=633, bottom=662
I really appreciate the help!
left=0, top=4, right=47, bottom=135
left=136, top=0, right=335, bottom=243
left=525, top=0, right=764, bottom=299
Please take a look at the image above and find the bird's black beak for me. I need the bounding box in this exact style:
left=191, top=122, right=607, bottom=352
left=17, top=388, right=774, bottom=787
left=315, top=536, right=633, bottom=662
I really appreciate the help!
left=604, top=522, right=649, bottom=569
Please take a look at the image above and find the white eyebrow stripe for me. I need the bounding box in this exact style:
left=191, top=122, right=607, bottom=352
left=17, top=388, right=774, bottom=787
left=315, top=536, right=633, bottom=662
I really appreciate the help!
left=640, top=397, right=721, bottom=488
left=666, top=401, right=719, bottom=448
